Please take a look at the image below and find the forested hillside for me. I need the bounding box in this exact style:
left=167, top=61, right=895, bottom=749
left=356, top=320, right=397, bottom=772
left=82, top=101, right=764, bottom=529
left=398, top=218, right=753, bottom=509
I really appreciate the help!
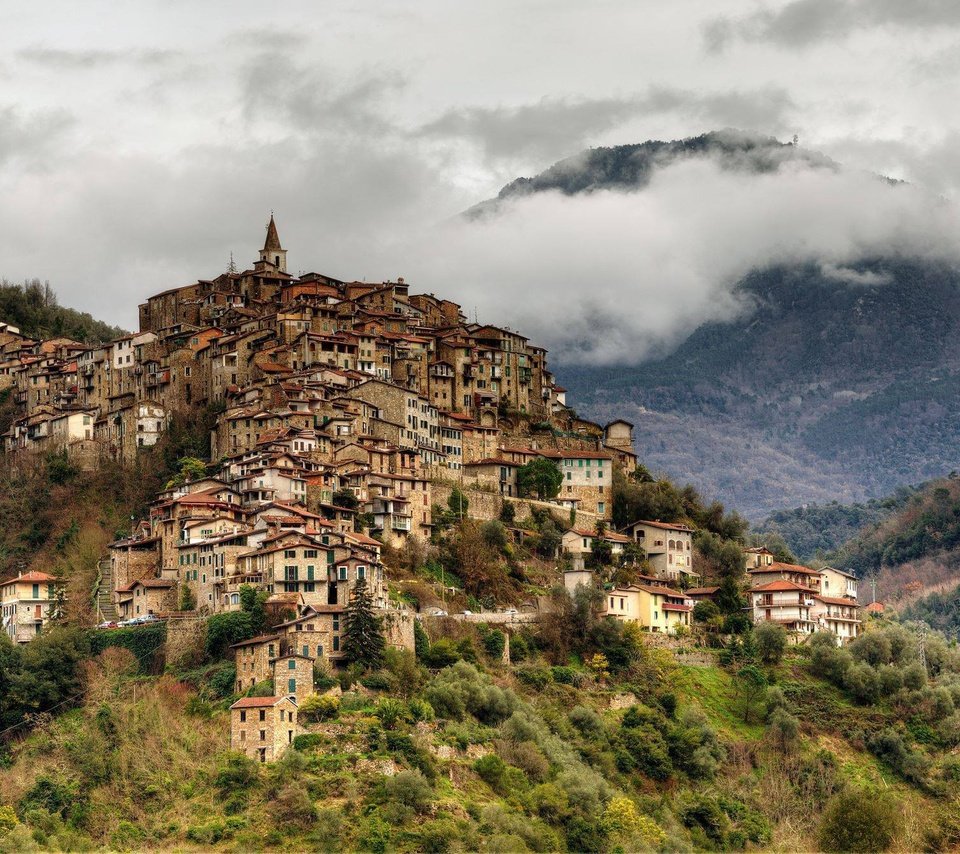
left=471, top=131, right=960, bottom=518
left=756, top=488, right=917, bottom=563
left=0, top=279, right=126, bottom=343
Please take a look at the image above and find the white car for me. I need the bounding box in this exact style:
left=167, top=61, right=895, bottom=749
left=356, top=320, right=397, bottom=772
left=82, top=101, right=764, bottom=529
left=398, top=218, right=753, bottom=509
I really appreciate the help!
left=462, top=610, right=474, bottom=616
left=503, top=608, right=518, bottom=615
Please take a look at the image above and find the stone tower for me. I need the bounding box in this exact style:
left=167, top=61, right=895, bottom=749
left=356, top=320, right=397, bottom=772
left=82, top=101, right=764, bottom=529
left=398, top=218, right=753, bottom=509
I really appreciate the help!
left=258, top=214, right=287, bottom=273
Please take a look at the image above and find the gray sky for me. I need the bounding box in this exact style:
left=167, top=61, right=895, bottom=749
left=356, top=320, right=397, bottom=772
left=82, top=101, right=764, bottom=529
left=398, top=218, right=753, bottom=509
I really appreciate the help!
left=4, top=0, right=960, bottom=360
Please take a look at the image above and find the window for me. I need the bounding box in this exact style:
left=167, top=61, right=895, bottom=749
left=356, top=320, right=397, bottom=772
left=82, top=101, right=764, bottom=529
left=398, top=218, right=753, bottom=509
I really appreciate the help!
left=288, top=659, right=297, bottom=670
left=357, top=566, right=366, bottom=580
left=240, top=730, right=246, bottom=741
left=268, top=644, right=275, bottom=658
left=288, top=678, right=296, bottom=693
left=240, top=710, right=247, bottom=722
left=338, top=566, right=348, bottom=581
left=260, top=730, right=266, bottom=741
left=280, top=710, right=285, bottom=722
left=259, top=709, right=266, bottom=721
left=333, top=636, right=340, bottom=651
left=284, top=549, right=296, bottom=559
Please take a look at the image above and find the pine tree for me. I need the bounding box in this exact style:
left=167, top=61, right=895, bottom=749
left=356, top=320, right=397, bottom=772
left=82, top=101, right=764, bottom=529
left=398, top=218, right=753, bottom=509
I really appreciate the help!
left=343, top=579, right=385, bottom=669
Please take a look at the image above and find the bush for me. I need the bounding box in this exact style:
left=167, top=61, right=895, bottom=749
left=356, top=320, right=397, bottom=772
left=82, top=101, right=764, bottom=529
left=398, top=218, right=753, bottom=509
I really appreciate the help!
left=424, top=662, right=518, bottom=723
left=843, top=662, right=881, bottom=704
left=866, top=728, right=930, bottom=785
left=408, top=698, right=434, bottom=722
left=292, top=733, right=323, bottom=752
left=375, top=698, right=407, bottom=730
left=360, top=672, right=395, bottom=691
left=569, top=705, right=605, bottom=738
left=383, top=770, right=433, bottom=814
left=482, top=630, right=506, bottom=660
left=474, top=754, right=507, bottom=790
left=299, top=693, right=340, bottom=722
left=516, top=667, right=552, bottom=690
left=818, top=788, right=898, bottom=852
left=273, top=784, right=317, bottom=830
left=214, top=754, right=259, bottom=793
left=205, top=612, right=254, bottom=659
left=850, top=632, right=892, bottom=667
left=550, top=665, right=581, bottom=686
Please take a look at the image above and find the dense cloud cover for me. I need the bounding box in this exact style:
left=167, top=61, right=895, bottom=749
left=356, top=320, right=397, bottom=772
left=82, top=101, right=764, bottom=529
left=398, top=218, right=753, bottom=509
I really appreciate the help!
left=407, top=157, right=960, bottom=364
left=4, top=0, right=960, bottom=361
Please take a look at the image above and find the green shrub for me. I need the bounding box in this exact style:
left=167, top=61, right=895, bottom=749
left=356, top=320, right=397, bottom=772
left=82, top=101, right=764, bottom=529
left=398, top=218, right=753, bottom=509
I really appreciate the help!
left=818, top=788, right=898, bottom=852
left=204, top=612, right=253, bottom=659
left=424, top=662, right=518, bottom=723
left=375, top=698, right=407, bottom=730
left=482, top=630, right=506, bottom=660
left=292, top=733, right=323, bottom=752
left=299, top=693, right=340, bottom=722
left=569, top=705, right=605, bottom=738
left=361, top=672, right=395, bottom=691
left=214, top=754, right=258, bottom=793
left=408, top=698, right=434, bottom=722
left=474, top=754, right=506, bottom=790
left=516, top=667, right=552, bottom=690
left=383, top=770, right=433, bottom=814
left=550, top=665, right=581, bottom=686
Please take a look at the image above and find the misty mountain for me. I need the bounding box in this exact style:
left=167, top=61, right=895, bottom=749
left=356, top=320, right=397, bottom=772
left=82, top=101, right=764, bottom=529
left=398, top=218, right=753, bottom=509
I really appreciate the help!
left=473, top=132, right=960, bottom=518
left=465, top=130, right=837, bottom=218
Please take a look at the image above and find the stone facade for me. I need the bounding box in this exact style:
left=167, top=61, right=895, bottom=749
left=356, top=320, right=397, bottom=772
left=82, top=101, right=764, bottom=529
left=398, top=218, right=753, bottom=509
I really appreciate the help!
left=229, top=695, right=298, bottom=762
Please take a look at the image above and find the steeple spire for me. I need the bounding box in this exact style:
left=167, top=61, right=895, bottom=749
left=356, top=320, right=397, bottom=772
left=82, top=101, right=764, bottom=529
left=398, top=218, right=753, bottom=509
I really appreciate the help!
left=258, top=214, right=287, bottom=273
left=263, top=213, right=282, bottom=252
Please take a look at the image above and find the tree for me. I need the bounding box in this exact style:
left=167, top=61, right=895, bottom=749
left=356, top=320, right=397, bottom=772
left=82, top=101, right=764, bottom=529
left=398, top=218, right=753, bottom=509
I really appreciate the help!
left=165, top=456, right=207, bottom=489
left=516, top=458, right=563, bottom=501
left=332, top=488, right=359, bottom=510
left=343, top=578, right=385, bottom=670
left=735, top=664, right=767, bottom=724
left=499, top=501, right=516, bottom=525
left=447, top=487, right=469, bottom=519
left=754, top=622, right=787, bottom=665
left=239, top=584, right=268, bottom=635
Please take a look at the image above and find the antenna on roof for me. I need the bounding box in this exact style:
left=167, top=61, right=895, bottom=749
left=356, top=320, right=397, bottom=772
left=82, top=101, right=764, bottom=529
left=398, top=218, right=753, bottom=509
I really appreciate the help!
left=227, top=252, right=237, bottom=274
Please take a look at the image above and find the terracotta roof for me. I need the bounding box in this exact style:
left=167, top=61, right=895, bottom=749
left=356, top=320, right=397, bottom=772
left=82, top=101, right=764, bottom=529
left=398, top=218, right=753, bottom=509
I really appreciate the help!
left=750, top=580, right=812, bottom=592
left=230, top=696, right=295, bottom=709
left=568, top=528, right=631, bottom=543
left=748, top=563, right=821, bottom=576
left=686, top=586, right=720, bottom=596
left=0, top=571, right=59, bottom=585
left=662, top=603, right=692, bottom=612
left=866, top=602, right=885, bottom=613
left=815, top=595, right=859, bottom=607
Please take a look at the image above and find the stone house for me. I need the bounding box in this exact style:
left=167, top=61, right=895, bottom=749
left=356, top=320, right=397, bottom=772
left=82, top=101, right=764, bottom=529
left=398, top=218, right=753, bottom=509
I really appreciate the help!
left=229, top=696, right=298, bottom=762
left=116, top=578, right=177, bottom=619
left=272, top=653, right=315, bottom=701
left=625, top=520, right=696, bottom=581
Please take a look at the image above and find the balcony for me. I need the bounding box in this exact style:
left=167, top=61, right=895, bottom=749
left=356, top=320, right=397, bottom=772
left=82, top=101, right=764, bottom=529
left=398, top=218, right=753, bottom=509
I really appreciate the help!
left=391, top=516, right=412, bottom=532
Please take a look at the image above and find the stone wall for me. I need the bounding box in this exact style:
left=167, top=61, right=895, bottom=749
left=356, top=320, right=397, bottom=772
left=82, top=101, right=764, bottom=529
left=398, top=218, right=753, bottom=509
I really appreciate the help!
left=381, top=608, right=416, bottom=652
left=431, top=481, right=600, bottom=531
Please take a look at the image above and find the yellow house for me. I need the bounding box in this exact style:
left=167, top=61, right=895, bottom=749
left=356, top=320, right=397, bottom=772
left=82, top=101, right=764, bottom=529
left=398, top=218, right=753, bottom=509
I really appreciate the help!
left=603, top=582, right=693, bottom=633
left=0, top=571, right=65, bottom=643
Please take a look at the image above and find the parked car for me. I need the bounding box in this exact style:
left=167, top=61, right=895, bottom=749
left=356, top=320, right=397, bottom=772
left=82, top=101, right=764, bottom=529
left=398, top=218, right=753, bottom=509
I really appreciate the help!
left=429, top=608, right=448, bottom=617
left=96, top=620, right=118, bottom=630
left=503, top=608, right=518, bottom=615
left=138, top=614, right=161, bottom=624
left=462, top=610, right=474, bottom=616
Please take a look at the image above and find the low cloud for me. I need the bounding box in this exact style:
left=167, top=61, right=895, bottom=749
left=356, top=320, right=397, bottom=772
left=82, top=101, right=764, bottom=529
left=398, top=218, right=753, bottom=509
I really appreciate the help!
left=705, top=0, right=960, bottom=51
left=419, top=87, right=797, bottom=165
left=820, top=263, right=893, bottom=285
left=395, top=156, right=960, bottom=365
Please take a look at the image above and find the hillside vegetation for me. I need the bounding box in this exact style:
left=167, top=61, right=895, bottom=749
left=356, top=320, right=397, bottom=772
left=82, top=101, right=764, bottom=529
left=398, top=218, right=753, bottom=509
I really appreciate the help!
left=0, top=279, right=126, bottom=343
left=3, top=606, right=960, bottom=852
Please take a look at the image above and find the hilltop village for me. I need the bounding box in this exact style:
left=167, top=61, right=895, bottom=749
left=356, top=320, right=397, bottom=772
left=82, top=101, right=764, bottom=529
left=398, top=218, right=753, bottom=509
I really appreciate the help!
left=0, top=218, right=866, bottom=759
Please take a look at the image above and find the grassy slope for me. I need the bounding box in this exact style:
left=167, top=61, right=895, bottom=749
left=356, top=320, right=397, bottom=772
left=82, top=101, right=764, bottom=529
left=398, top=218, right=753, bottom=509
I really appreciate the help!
left=0, top=641, right=949, bottom=852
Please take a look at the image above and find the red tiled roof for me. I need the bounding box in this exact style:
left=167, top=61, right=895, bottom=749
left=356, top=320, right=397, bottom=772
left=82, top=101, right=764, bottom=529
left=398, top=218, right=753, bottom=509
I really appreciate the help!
left=663, top=603, right=692, bottom=612
left=815, top=595, right=859, bottom=607
left=685, top=586, right=720, bottom=596
left=750, top=580, right=811, bottom=592
left=230, top=696, right=295, bottom=709
left=0, top=571, right=59, bottom=585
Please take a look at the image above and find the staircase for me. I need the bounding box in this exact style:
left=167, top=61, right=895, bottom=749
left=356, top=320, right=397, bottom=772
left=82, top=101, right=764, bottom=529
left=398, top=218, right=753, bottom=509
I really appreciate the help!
left=95, top=557, right=118, bottom=622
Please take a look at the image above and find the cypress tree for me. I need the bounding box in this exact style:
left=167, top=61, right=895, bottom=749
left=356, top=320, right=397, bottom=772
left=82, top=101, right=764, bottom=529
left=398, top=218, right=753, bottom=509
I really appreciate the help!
left=343, top=578, right=385, bottom=669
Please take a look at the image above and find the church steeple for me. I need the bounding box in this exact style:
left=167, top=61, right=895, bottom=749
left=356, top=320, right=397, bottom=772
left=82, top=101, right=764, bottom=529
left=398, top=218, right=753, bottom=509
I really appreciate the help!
left=258, top=214, right=287, bottom=273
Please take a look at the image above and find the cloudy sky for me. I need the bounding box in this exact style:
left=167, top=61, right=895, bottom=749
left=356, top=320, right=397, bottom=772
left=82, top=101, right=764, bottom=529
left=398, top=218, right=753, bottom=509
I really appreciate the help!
left=4, top=0, right=960, bottom=361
